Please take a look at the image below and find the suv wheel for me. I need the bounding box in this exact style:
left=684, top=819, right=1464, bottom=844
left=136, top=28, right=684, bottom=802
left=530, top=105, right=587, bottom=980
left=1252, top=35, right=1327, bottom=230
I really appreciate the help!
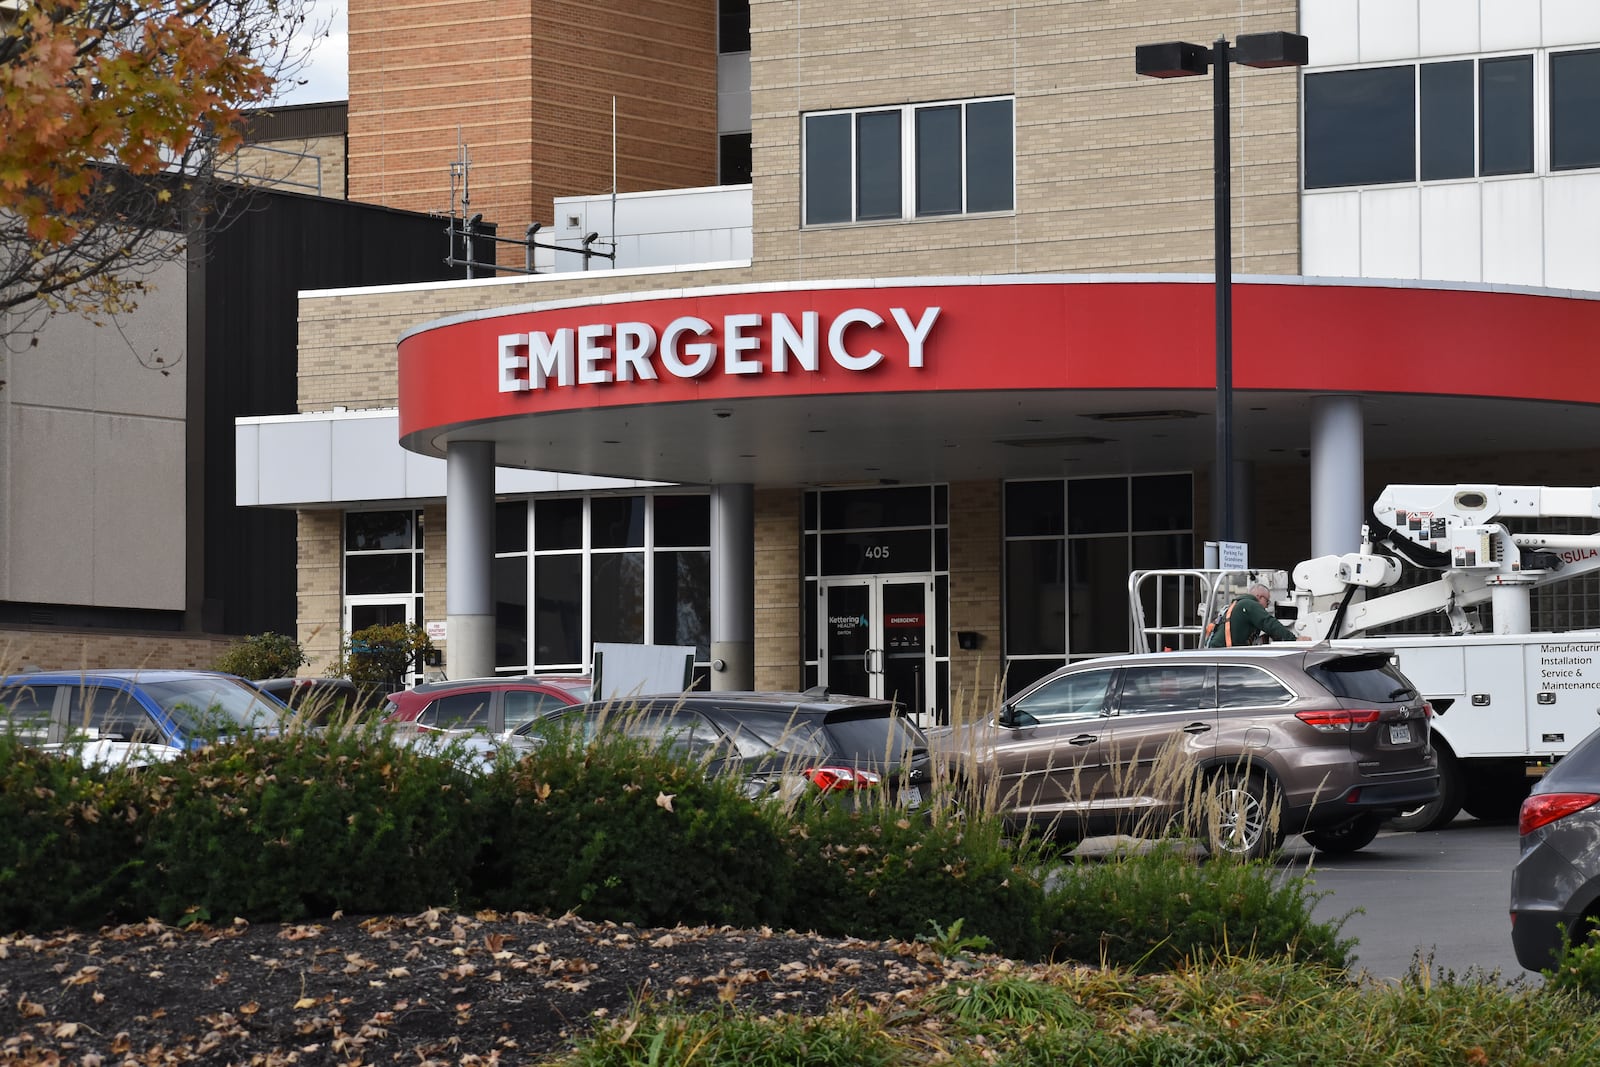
left=1205, top=770, right=1282, bottom=861
left=1386, top=747, right=1462, bottom=832
left=1302, top=812, right=1382, bottom=854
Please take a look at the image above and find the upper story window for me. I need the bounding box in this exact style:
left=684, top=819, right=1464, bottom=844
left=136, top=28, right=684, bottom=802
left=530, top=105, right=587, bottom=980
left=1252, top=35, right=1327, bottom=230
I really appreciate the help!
left=719, top=0, right=749, bottom=53
left=1304, top=48, right=1600, bottom=190
left=802, top=97, right=1015, bottom=226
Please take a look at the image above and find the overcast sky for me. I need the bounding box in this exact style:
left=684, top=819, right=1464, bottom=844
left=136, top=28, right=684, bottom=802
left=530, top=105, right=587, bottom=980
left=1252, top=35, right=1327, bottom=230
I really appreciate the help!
left=277, top=1, right=348, bottom=105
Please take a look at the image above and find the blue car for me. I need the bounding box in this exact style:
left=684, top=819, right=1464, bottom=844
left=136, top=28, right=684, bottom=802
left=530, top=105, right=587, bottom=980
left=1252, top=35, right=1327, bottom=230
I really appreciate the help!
left=0, top=670, right=287, bottom=760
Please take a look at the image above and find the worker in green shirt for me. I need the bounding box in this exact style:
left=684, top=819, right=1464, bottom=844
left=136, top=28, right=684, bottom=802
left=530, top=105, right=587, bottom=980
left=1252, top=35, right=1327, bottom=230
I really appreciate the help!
left=1206, top=584, right=1308, bottom=646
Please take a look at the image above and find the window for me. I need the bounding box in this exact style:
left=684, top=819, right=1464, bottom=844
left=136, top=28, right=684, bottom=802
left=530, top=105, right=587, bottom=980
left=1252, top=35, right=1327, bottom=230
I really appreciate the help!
left=1305, top=54, right=1555, bottom=189
left=1117, top=665, right=1214, bottom=716
left=420, top=692, right=494, bottom=731
left=1217, top=666, right=1294, bottom=710
left=719, top=132, right=752, bottom=185
left=1551, top=49, right=1600, bottom=170
left=503, top=689, right=569, bottom=731
left=494, top=494, right=711, bottom=676
left=718, top=0, right=749, bottom=53
left=1003, top=474, right=1194, bottom=692
left=1015, top=668, right=1115, bottom=722
left=0, top=684, right=59, bottom=742
left=803, top=97, right=1015, bottom=225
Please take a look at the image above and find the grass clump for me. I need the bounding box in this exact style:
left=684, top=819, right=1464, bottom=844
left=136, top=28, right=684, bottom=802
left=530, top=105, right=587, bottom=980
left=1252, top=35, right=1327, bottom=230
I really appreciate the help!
left=1045, top=843, right=1354, bottom=973
left=923, top=971, right=1091, bottom=1030
left=567, top=1009, right=899, bottom=1067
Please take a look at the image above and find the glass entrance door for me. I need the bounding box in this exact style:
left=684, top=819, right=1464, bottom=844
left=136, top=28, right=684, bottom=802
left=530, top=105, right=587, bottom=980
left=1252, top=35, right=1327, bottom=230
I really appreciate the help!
left=343, top=598, right=422, bottom=686
left=819, top=576, right=935, bottom=721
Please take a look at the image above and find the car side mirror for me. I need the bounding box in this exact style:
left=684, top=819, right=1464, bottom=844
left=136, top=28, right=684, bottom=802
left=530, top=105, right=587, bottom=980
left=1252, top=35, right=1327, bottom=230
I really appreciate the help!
left=998, top=705, right=1037, bottom=729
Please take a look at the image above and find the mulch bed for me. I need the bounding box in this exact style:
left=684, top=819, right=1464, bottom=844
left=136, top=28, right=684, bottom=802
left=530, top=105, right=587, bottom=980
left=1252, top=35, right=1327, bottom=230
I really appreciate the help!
left=0, top=910, right=975, bottom=1064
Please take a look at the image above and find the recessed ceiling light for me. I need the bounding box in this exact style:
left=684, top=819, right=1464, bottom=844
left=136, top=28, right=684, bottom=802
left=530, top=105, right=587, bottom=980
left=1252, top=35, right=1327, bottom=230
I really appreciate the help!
left=1084, top=410, right=1201, bottom=423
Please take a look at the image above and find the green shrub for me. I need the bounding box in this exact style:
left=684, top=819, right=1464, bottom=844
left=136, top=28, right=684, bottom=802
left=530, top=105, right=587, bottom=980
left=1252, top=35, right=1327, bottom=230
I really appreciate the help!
left=1044, top=844, right=1354, bottom=972
left=0, top=734, right=150, bottom=932
left=330, top=622, right=433, bottom=692
left=1543, top=919, right=1600, bottom=999
left=211, top=632, right=310, bottom=681
left=136, top=728, right=481, bottom=923
left=781, top=797, right=1047, bottom=959
left=473, top=729, right=791, bottom=927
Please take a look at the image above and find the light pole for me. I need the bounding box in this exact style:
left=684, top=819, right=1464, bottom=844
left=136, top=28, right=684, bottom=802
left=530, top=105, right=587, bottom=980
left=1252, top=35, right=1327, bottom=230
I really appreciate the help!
left=1135, top=31, right=1308, bottom=546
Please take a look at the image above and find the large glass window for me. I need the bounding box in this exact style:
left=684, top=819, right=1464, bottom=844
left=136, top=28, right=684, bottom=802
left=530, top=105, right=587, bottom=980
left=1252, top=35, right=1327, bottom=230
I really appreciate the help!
left=343, top=509, right=424, bottom=653
left=496, top=494, right=711, bottom=677
left=1003, top=475, right=1194, bottom=695
left=1304, top=66, right=1415, bottom=189
left=803, top=97, right=1015, bottom=225
left=1551, top=49, right=1600, bottom=170
left=1306, top=52, right=1571, bottom=189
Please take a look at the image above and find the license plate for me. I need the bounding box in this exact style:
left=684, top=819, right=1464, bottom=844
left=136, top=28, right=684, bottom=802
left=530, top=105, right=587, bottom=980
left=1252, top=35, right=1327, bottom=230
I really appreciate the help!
left=902, top=785, right=922, bottom=808
left=1389, top=723, right=1412, bottom=745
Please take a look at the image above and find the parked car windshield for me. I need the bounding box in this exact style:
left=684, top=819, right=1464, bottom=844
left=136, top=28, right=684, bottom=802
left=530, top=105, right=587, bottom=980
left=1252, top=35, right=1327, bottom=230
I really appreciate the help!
left=1306, top=654, right=1418, bottom=702
left=140, top=677, right=283, bottom=735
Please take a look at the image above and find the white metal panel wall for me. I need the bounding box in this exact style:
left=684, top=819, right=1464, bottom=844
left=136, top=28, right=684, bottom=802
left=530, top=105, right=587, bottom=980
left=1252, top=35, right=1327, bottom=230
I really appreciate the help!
left=1419, top=183, right=1483, bottom=283
left=718, top=52, right=752, bottom=135
left=1545, top=0, right=1600, bottom=46
left=1301, top=192, right=1362, bottom=277
left=1480, top=0, right=1541, bottom=51
left=1358, top=0, right=1419, bottom=63
left=1544, top=173, right=1600, bottom=290
left=1358, top=187, right=1422, bottom=278
left=1302, top=1, right=1359, bottom=66
left=1420, top=0, right=1480, bottom=57
left=1481, top=179, right=1545, bottom=286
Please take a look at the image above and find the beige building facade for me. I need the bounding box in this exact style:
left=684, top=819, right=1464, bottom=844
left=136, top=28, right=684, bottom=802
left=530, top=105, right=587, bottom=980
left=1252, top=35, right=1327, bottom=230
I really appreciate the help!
left=243, top=0, right=1600, bottom=717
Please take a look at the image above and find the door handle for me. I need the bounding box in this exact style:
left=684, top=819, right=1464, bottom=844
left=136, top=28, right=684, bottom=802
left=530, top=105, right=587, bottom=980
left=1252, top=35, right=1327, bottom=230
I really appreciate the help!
left=1067, top=733, right=1099, bottom=746
left=1182, top=722, right=1212, bottom=734
left=862, top=649, right=872, bottom=673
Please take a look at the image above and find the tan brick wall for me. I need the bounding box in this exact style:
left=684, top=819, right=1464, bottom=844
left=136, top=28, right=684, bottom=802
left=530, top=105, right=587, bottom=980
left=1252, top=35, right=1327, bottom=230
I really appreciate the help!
left=947, top=481, right=1003, bottom=722
left=347, top=0, right=718, bottom=268
left=0, top=630, right=233, bottom=673
left=749, top=0, right=1301, bottom=280
left=230, top=133, right=347, bottom=199
left=754, top=488, right=802, bottom=690
left=298, top=511, right=345, bottom=675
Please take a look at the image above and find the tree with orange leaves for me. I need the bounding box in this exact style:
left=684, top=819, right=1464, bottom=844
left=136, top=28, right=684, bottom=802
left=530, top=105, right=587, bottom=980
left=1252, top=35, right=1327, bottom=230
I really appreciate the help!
left=0, top=0, right=313, bottom=328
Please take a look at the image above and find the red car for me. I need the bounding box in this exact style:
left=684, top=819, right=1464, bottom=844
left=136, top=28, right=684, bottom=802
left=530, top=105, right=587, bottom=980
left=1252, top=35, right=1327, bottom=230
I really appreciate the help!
left=381, top=675, right=591, bottom=735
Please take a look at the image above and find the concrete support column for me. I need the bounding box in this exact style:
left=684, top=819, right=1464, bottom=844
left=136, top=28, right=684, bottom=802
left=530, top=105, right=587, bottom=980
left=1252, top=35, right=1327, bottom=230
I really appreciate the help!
left=1310, top=395, right=1365, bottom=557
left=446, top=440, right=495, bottom=680
left=710, top=483, right=755, bottom=691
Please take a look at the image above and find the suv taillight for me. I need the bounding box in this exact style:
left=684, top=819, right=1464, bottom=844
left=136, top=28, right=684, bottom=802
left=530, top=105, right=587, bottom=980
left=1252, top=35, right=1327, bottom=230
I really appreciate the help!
left=1295, top=709, right=1382, bottom=732
left=1519, top=792, right=1600, bottom=835
left=804, top=766, right=882, bottom=792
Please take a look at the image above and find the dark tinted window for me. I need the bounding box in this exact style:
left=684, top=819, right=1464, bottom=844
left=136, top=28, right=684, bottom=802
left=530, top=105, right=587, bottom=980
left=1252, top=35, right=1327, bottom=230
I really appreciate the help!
left=1006, top=480, right=1065, bottom=537
left=346, top=553, right=412, bottom=595
left=1551, top=49, right=1600, bottom=170
left=346, top=510, right=415, bottom=551
left=719, top=132, right=753, bottom=185
left=1005, top=541, right=1065, bottom=655
left=856, top=111, right=903, bottom=220
left=592, top=496, right=645, bottom=549
left=916, top=105, right=962, bottom=216
left=804, top=113, right=852, bottom=224
left=1480, top=55, right=1534, bottom=176
left=654, top=495, right=710, bottom=546
left=1131, top=473, right=1191, bottom=532
left=1069, top=478, right=1128, bottom=534
left=421, top=692, right=494, bottom=730
left=494, top=555, right=528, bottom=668
left=591, top=553, right=645, bottom=644
left=534, top=498, right=584, bottom=550
left=965, top=98, right=1015, bottom=212
left=1217, top=666, right=1295, bottom=709
left=534, top=555, right=582, bottom=665
left=819, top=486, right=931, bottom=529
left=820, top=710, right=923, bottom=763
left=1117, top=665, right=1214, bottom=715
left=718, top=0, right=749, bottom=52
left=1306, top=654, right=1418, bottom=702
left=1305, top=66, right=1415, bottom=188
left=495, top=502, right=527, bottom=553
left=654, top=550, right=711, bottom=659
left=1421, top=61, right=1474, bottom=180
left=69, top=686, right=164, bottom=742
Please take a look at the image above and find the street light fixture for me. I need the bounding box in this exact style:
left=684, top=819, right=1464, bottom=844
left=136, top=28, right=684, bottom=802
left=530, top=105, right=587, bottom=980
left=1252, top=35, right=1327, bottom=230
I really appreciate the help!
left=1135, top=31, right=1308, bottom=547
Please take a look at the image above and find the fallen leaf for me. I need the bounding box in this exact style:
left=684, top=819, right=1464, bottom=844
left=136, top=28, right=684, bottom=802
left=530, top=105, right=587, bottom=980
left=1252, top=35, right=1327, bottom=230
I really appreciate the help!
left=294, top=997, right=318, bottom=1010
left=17, top=997, right=45, bottom=1018
left=656, top=792, right=675, bottom=812
left=240, top=1002, right=260, bottom=1015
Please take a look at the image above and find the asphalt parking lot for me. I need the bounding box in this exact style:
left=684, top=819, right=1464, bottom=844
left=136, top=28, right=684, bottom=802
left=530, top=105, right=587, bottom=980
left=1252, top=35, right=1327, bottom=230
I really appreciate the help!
left=1289, top=815, right=1535, bottom=985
